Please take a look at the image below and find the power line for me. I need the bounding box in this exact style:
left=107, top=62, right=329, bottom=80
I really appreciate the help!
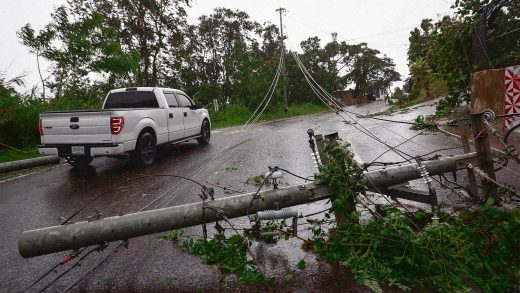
left=22, top=248, right=86, bottom=293
left=27, top=47, right=287, bottom=293
left=292, top=52, right=416, bottom=162
left=141, top=53, right=285, bottom=211
left=488, top=26, right=520, bottom=40
left=34, top=40, right=290, bottom=293
left=63, top=242, right=126, bottom=293
left=283, top=13, right=414, bottom=45
left=367, top=131, right=426, bottom=167
left=36, top=245, right=106, bottom=293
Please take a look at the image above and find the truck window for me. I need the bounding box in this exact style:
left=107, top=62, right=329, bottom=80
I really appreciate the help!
left=176, top=93, right=193, bottom=107
left=104, top=91, right=159, bottom=109
left=164, top=93, right=179, bottom=107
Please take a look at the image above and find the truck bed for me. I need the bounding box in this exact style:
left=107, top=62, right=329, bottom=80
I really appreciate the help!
left=40, top=108, right=152, bottom=114
left=40, top=111, right=114, bottom=145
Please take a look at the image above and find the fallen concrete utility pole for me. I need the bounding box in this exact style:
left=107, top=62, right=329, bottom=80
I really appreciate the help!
left=0, top=155, right=59, bottom=173
left=18, top=152, right=477, bottom=258
left=363, top=152, right=478, bottom=191
left=19, top=183, right=331, bottom=258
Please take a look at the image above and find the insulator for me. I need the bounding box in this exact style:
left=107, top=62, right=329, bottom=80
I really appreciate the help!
left=482, top=109, right=496, bottom=123
left=420, top=171, right=429, bottom=177
left=257, top=208, right=298, bottom=220
left=271, top=170, right=284, bottom=179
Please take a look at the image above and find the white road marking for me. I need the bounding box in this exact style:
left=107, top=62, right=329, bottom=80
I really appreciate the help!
left=224, top=130, right=242, bottom=135
left=0, top=164, right=66, bottom=184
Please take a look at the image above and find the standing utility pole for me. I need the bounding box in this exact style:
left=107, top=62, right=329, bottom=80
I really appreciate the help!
left=276, top=7, right=288, bottom=113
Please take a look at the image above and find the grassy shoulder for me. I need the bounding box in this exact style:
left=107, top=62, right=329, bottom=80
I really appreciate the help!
left=209, top=102, right=328, bottom=129
left=0, top=103, right=326, bottom=164
left=0, top=147, right=40, bottom=164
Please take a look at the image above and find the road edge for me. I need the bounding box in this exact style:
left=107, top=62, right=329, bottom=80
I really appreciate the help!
left=0, top=155, right=60, bottom=173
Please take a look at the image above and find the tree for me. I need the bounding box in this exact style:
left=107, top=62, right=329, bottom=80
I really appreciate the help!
left=66, top=0, right=190, bottom=87
left=0, top=73, right=45, bottom=147
left=407, top=0, right=518, bottom=114
left=407, top=19, right=433, bottom=65
left=287, top=38, right=400, bottom=103
left=409, top=58, right=433, bottom=100
left=345, top=43, right=400, bottom=97
left=183, top=8, right=265, bottom=106
left=18, top=5, right=139, bottom=105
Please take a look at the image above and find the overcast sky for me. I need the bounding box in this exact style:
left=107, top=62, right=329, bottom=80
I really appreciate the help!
left=1, top=0, right=454, bottom=92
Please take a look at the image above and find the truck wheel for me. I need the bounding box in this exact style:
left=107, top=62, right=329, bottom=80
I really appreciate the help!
left=197, top=120, right=210, bottom=145
left=67, top=156, right=93, bottom=168
left=133, top=132, right=156, bottom=166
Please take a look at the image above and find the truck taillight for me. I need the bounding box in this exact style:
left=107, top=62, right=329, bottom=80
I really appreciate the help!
left=38, top=117, right=43, bottom=136
left=111, top=117, right=124, bottom=134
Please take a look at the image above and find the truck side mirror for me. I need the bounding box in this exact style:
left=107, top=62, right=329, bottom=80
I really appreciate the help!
left=189, top=104, right=202, bottom=110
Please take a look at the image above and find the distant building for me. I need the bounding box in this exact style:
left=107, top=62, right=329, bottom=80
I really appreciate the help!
left=334, top=88, right=387, bottom=105
left=334, top=90, right=368, bottom=106
left=374, top=88, right=386, bottom=99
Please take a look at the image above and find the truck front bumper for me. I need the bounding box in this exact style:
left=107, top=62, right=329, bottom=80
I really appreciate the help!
left=38, top=143, right=125, bottom=158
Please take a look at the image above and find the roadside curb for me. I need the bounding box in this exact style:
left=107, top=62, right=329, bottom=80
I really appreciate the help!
left=0, top=155, right=60, bottom=173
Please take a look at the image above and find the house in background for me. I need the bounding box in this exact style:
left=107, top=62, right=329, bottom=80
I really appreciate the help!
left=373, top=88, right=387, bottom=99
left=335, top=90, right=367, bottom=105
left=334, top=88, right=387, bottom=106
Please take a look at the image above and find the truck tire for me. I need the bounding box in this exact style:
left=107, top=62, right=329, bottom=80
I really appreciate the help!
left=67, top=156, right=93, bottom=168
left=197, top=120, right=210, bottom=145
left=133, top=132, right=156, bottom=166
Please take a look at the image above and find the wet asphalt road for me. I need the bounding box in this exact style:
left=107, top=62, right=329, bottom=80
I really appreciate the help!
left=1, top=100, right=518, bottom=292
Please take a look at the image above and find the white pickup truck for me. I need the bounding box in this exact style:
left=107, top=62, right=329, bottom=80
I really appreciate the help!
left=38, top=87, right=211, bottom=167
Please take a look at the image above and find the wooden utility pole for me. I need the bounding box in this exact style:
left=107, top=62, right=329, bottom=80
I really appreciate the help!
left=276, top=7, right=288, bottom=113
left=469, top=0, right=511, bottom=202
left=471, top=113, right=500, bottom=202
left=460, top=124, right=480, bottom=199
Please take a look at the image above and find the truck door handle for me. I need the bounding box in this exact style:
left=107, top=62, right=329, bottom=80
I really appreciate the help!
left=169, top=113, right=173, bottom=118
left=184, top=112, right=187, bottom=117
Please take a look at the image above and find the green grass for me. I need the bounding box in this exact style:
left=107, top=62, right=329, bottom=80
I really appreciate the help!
left=0, top=103, right=326, bottom=164
left=0, top=147, right=40, bottom=164
left=209, top=102, right=328, bottom=129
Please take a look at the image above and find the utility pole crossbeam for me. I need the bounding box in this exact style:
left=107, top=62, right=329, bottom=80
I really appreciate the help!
left=386, top=184, right=432, bottom=205
left=276, top=7, right=288, bottom=113
left=314, top=134, right=328, bottom=165
left=313, top=132, right=352, bottom=224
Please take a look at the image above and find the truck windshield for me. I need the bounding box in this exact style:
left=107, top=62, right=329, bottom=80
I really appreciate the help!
left=104, top=91, right=159, bottom=109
